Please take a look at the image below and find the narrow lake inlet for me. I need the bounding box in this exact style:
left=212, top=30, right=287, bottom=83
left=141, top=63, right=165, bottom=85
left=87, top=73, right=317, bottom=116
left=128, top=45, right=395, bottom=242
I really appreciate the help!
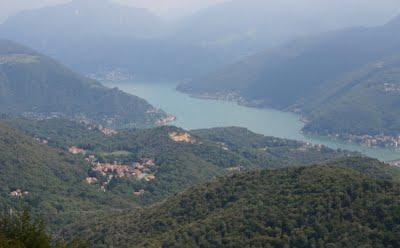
left=108, top=81, right=400, bottom=162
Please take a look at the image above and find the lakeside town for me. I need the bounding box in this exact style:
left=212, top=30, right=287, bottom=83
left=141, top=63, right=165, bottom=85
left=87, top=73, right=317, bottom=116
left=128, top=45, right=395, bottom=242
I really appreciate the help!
left=388, top=160, right=400, bottom=167
left=325, top=133, right=400, bottom=150
left=179, top=89, right=400, bottom=151
left=87, top=68, right=135, bottom=82
left=179, top=89, right=266, bottom=108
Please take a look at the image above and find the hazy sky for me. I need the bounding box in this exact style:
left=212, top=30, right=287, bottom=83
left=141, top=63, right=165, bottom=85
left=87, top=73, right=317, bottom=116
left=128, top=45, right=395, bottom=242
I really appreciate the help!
left=0, top=0, right=228, bottom=22
left=116, top=0, right=228, bottom=17
left=1, top=0, right=400, bottom=23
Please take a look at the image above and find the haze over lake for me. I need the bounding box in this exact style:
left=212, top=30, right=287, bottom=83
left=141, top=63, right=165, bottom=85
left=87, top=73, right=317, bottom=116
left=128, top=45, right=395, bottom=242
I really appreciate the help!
left=108, top=81, right=400, bottom=162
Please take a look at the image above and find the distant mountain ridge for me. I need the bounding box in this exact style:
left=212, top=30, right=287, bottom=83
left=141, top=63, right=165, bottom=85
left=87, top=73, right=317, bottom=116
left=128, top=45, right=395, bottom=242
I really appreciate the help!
left=172, top=0, right=400, bottom=59
left=302, top=54, right=400, bottom=136
left=0, top=0, right=224, bottom=80
left=1, top=0, right=162, bottom=40
left=179, top=14, right=400, bottom=107
left=179, top=14, right=400, bottom=138
left=2, top=0, right=399, bottom=80
left=0, top=39, right=167, bottom=128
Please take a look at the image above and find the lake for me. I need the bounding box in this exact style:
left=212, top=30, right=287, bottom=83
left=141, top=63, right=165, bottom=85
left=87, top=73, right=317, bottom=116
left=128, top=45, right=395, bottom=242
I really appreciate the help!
left=108, top=81, right=400, bottom=162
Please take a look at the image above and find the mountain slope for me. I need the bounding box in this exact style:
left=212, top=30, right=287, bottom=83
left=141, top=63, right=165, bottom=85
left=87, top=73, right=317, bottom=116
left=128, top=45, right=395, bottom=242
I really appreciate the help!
left=0, top=39, right=167, bottom=128
left=64, top=157, right=400, bottom=247
left=0, top=0, right=162, bottom=40
left=302, top=55, right=400, bottom=136
left=0, top=123, right=137, bottom=231
left=173, top=0, right=400, bottom=60
left=179, top=14, right=400, bottom=109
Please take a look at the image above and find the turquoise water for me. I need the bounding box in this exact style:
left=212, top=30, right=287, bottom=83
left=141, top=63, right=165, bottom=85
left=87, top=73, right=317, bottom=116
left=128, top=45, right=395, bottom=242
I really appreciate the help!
left=108, top=81, right=400, bottom=162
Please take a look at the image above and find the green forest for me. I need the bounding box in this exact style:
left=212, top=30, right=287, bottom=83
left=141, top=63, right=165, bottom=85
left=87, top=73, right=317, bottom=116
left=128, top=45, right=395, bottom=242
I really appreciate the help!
left=63, top=157, right=400, bottom=247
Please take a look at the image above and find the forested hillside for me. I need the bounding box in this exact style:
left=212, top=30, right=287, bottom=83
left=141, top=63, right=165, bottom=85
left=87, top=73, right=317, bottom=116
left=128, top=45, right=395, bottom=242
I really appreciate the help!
left=4, top=118, right=351, bottom=205
left=179, top=14, right=400, bottom=109
left=1, top=1, right=400, bottom=247
left=0, top=119, right=397, bottom=247
left=178, top=14, right=400, bottom=141
left=302, top=55, right=400, bottom=136
left=0, top=210, right=87, bottom=247
left=63, top=157, right=400, bottom=247
left=0, top=39, right=167, bottom=128
left=0, top=123, right=138, bottom=231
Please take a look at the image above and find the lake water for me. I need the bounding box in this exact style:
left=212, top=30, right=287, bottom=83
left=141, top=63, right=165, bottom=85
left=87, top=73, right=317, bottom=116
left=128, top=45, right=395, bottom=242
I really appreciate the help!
left=107, top=81, right=400, bottom=162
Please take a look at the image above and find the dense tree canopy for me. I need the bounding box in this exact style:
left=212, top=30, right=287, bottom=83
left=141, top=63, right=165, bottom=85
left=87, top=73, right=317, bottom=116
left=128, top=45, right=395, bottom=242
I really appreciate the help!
left=64, top=157, right=400, bottom=247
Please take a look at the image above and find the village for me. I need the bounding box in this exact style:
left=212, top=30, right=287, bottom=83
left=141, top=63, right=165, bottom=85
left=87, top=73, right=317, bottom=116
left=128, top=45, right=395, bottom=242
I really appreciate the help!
left=66, top=130, right=201, bottom=194
left=331, top=133, right=400, bottom=149
left=9, top=189, right=29, bottom=198
left=383, top=83, right=400, bottom=93
left=297, top=142, right=324, bottom=152
left=388, top=160, right=400, bottom=167
left=169, top=131, right=196, bottom=143
left=87, top=68, right=135, bottom=82
left=87, top=158, right=157, bottom=193
left=68, top=142, right=157, bottom=195
left=155, top=114, right=177, bottom=126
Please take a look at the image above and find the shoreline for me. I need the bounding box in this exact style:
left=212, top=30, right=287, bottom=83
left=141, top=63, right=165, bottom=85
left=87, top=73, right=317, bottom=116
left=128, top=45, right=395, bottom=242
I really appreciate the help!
left=102, top=81, right=400, bottom=161
left=179, top=89, right=400, bottom=151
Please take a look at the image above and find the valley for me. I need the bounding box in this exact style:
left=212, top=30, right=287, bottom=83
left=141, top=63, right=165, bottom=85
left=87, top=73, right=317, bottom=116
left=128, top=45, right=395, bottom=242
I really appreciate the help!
left=110, top=81, right=400, bottom=161
left=1, top=1, right=400, bottom=247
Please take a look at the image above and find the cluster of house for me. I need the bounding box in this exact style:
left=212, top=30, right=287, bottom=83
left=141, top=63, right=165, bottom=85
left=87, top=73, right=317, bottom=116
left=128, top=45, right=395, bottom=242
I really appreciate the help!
left=69, top=146, right=86, bottom=155
left=67, top=141, right=157, bottom=195
left=227, top=165, right=245, bottom=172
left=133, top=189, right=145, bottom=196
left=101, top=127, right=118, bottom=136
left=388, top=160, right=400, bottom=167
left=92, top=162, right=155, bottom=181
left=344, top=134, right=400, bottom=149
left=10, top=189, right=29, bottom=198
left=216, top=142, right=229, bottom=151
left=97, top=125, right=118, bottom=136
left=84, top=158, right=157, bottom=193
left=169, top=131, right=196, bottom=143
left=87, top=69, right=135, bottom=82
left=35, top=138, right=49, bottom=145
left=297, top=142, right=323, bottom=152
left=0, top=54, right=39, bottom=65
left=155, top=114, right=177, bottom=126
left=22, top=112, right=65, bottom=120
left=195, top=90, right=246, bottom=105
left=383, top=83, right=400, bottom=93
